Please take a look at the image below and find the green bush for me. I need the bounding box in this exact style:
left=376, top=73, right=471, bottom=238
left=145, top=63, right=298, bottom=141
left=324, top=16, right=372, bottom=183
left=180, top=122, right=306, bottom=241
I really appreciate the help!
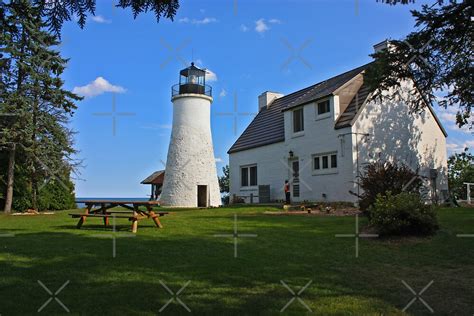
left=369, top=192, right=439, bottom=236
left=11, top=176, right=75, bottom=212
left=352, top=161, right=423, bottom=214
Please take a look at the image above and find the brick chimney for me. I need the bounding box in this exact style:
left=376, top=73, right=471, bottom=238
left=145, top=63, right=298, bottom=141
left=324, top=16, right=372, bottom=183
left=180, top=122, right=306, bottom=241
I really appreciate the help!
left=258, top=91, right=284, bottom=111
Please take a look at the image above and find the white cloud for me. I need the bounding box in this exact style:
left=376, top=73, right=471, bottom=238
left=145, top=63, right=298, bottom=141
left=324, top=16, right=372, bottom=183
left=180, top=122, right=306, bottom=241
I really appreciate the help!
left=73, top=77, right=126, bottom=98
left=240, top=24, right=249, bottom=32
left=219, top=89, right=227, bottom=98
left=140, top=124, right=172, bottom=130
left=446, top=139, right=474, bottom=154
left=269, top=18, right=281, bottom=24
left=179, top=17, right=217, bottom=25
left=435, top=106, right=472, bottom=134
left=215, top=157, right=224, bottom=163
left=255, top=19, right=269, bottom=33
left=205, top=69, right=218, bottom=82
left=91, top=15, right=111, bottom=24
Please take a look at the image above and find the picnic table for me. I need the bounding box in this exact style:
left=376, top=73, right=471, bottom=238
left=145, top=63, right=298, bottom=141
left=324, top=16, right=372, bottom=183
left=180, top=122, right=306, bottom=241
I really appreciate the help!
left=69, top=200, right=168, bottom=233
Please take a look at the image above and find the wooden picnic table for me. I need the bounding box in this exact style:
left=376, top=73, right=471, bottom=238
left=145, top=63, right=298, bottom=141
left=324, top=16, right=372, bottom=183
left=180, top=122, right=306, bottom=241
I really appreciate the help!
left=69, top=200, right=168, bottom=233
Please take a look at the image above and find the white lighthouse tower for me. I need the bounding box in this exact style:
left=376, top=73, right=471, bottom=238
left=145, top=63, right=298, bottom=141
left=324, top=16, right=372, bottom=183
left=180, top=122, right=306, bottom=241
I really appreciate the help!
left=160, top=63, right=221, bottom=207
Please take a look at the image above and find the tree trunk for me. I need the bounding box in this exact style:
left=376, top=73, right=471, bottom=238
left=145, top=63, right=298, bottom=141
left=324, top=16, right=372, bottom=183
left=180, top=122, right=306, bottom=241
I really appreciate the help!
left=3, top=143, right=16, bottom=214
left=31, top=92, right=38, bottom=212
left=31, top=172, right=38, bottom=211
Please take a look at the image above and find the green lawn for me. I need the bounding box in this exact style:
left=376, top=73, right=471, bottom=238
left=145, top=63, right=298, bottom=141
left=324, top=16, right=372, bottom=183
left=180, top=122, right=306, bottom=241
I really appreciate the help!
left=0, top=206, right=472, bottom=315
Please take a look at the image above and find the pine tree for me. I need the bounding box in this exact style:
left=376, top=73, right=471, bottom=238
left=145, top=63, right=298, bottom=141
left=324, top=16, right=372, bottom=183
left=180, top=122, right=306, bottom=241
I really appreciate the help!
left=1, top=0, right=81, bottom=212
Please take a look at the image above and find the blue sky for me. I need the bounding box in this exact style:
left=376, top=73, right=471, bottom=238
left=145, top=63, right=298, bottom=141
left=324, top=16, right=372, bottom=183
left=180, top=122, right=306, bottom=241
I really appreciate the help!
left=58, top=0, right=471, bottom=198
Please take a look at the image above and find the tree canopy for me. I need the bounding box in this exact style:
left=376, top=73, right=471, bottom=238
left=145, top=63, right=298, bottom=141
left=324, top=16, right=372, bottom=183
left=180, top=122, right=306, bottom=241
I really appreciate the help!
left=365, top=0, right=473, bottom=129
left=22, top=0, right=179, bottom=35
left=1, top=0, right=80, bottom=211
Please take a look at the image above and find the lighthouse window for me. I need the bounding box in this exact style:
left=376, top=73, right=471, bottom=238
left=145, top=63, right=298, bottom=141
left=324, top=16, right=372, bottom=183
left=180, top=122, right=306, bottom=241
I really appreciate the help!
left=241, top=165, right=258, bottom=187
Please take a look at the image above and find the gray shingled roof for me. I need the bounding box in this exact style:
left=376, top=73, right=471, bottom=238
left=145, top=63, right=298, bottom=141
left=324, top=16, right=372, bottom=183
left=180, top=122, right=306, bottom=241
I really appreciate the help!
left=228, top=63, right=373, bottom=154
left=282, top=63, right=372, bottom=112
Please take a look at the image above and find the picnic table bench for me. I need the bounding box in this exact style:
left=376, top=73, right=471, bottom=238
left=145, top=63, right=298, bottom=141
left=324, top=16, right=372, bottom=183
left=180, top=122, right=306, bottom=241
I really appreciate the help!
left=69, top=200, right=168, bottom=233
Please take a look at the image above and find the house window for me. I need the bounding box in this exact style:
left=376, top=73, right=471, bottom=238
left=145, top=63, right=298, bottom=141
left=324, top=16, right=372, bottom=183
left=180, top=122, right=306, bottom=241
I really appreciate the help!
left=293, top=108, right=304, bottom=133
left=331, top=154, right=337, bottom=168
left=322, top=156, right=328, bottom=169
left=249, top=166, right=257, bottom=186
left=313, top=152, right=338, bottom=172
left=241, top=168, right=248, bottom=187
left=241, top=165, right=257, bottom=187
left=317, top=100, right=330, bottom=115
left=314, top=157, right=320, bottom=170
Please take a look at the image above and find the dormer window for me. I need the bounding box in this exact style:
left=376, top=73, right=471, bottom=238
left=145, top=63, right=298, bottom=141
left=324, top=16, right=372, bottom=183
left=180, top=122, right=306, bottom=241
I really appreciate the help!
left=293, top=108, right=304, bottom=133
left=317, top=100, right=330, bottom=115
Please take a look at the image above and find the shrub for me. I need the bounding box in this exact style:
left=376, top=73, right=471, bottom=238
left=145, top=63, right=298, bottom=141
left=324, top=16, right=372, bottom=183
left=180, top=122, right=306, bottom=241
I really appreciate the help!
left=369, top=192, right=439, bottom=236
left=221, top=194, right=230, bottom=205
left=448, top=148, right=474, bottom=200
left=352, top=161, right=423, bottom=213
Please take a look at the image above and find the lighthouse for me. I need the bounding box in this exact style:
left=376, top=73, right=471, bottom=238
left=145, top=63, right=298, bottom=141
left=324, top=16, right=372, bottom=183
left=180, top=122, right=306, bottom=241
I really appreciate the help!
left=160, top=63, right=221, bottom=207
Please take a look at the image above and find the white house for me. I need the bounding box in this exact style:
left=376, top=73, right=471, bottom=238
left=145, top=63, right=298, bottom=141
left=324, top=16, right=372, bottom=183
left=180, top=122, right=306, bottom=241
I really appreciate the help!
left=228, top=41, right=449, bottom=204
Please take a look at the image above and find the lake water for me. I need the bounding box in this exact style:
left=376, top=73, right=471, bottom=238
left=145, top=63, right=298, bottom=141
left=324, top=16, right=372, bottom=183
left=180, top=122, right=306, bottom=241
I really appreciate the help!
left=75, top=197, right=150, bottom=208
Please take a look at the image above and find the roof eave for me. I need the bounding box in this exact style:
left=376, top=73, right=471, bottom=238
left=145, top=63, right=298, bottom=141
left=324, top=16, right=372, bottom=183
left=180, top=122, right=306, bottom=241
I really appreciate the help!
left=228, top=139, right=285, bottom=154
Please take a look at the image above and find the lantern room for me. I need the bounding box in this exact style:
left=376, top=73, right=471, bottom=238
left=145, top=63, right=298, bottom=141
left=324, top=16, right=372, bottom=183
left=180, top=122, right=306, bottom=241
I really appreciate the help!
left=172, top=62, right=212, bottom=97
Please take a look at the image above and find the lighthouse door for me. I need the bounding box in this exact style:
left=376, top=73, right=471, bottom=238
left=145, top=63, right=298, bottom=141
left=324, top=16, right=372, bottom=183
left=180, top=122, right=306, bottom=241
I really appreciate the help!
left=197, top=185, right=208, bottom=207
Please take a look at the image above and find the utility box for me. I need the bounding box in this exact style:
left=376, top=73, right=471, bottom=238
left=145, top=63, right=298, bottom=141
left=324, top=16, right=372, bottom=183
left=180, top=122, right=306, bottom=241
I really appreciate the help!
left=258, top=185, right=271, bottom=203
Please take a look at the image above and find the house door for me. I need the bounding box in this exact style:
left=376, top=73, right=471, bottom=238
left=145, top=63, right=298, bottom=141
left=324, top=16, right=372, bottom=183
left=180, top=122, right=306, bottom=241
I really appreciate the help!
left=290, top=160, right=300, bottom=200
left=197, top=185, right=208, bottom=207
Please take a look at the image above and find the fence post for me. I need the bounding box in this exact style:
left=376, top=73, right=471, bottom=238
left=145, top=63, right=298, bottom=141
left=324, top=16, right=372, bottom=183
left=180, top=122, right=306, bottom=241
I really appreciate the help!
left=466, top=183, right=472, bottom=204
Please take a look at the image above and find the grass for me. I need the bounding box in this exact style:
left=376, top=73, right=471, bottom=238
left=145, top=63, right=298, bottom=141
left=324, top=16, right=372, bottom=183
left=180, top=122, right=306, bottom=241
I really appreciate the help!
left=0, top=205, right=473, bottom=315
